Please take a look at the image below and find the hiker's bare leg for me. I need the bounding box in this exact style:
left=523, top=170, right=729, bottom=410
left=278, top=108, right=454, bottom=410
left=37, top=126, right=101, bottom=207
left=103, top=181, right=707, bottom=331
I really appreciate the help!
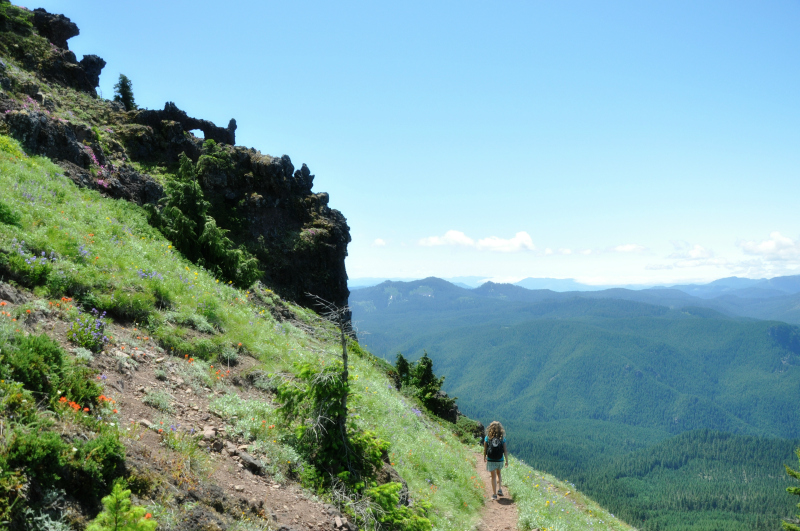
left=497, top=469, right=502, bottom=490
left=490, top=470, right=497, bottom=495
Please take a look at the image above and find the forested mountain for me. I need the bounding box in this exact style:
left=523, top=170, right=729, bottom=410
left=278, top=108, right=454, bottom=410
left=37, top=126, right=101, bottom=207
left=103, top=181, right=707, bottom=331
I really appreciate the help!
left=354, top=275, right=800, bottom=325
left=350, top=277, right=800, bottom=529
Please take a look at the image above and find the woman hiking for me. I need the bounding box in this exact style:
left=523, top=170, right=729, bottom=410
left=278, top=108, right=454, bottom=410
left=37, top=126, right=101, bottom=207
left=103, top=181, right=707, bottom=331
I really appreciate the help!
left=483, top=420, right=509, bottom=500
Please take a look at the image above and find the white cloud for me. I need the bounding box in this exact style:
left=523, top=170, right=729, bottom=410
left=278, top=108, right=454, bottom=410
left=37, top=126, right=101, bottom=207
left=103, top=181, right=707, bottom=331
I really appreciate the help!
left=645, top=263, right=674, bottom=270
left=558, top=248, right=573, bottom=255
left=544, top=248, right=554, bottom=255
left=372, top=238, right=387, bottom=247
left=476, top=232, right=536, bottom=252
left=668, top=244, right=713, bottom=260
left=738, top=232, right=800, bottom=261
left=419, top=230, right=475, bottom=247
left=613, top=243, right=646, bottom=253
left=648, top=242, right=727, bottom=270
left=418, top=230, right=535, bottom=252
left=580, top=249, right=592, bottom=255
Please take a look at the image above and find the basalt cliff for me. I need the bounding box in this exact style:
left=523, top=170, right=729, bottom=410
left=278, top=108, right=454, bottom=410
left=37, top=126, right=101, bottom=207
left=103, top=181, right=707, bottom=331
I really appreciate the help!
left=0, top=3, right=350, bottom=312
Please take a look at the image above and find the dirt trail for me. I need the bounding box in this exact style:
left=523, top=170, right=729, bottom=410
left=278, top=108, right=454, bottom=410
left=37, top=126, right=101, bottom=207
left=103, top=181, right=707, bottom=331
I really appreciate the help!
left=475, top=452, right=519, bottom=531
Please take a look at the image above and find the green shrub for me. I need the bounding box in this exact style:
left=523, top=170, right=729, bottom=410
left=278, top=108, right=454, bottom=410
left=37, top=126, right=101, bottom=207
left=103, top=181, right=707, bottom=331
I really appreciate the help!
left=365, top=482, right=432, bottom=531
left=102, top=290, right=156, bottom=323
left=217, top=346, right=238, bottom=366
left=142, top=390, right=172, bottom=413
left=87, top=481, right=157, bottom=531
left=0, top=201, right=21, bottom=226
left=147, top=153, right=261, bottom=288
left=188, top=337, right=218, bottom=361
left=74, top=434, right=126, bottom=498
left=151, top=283, right=173, bottom=310
left=58, top=363, right=102, bottom=406
left=452, top=416, right=484, bottom=444
left=0, top=380, right=40, bottom=425
left=6, top=333, right=64, bottom=397
left=67, top=309, right=108, bottom=352
left=2, top=240, right=54, bottom=286
left=6, top=430, right=66, bottom=487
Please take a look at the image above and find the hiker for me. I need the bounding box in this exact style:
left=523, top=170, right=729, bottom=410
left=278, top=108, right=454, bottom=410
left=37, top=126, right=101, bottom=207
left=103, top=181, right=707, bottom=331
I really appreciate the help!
left=484, top=420, right=509, bottom=500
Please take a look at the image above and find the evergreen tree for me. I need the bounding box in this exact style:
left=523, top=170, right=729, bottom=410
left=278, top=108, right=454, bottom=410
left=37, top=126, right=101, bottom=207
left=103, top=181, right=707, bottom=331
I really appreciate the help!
left=87, top=481, right=156, bottom=531
left=396, top=352, right=410, bottom=382
left=784, top=448, right=800, bottom=531
left=113, top=74, right=136, bottom=111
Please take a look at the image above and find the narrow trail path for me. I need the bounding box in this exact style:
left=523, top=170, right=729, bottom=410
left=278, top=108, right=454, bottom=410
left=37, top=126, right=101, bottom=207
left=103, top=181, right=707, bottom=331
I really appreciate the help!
left=474, top=452, right=519, bottom=531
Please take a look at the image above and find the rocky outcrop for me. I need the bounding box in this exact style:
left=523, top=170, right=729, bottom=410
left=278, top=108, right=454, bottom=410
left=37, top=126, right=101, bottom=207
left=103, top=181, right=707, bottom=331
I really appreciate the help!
left=135, top=102, right=236, bottom=145
left=35, top=47, right=106, bottom=96
left=32, top=8, right=79, bottom=50
left=4, top=110, right=92, bottom=166
left=58, top=161, right=164, bottom=206
left=0, top=5, right=105, bottom=96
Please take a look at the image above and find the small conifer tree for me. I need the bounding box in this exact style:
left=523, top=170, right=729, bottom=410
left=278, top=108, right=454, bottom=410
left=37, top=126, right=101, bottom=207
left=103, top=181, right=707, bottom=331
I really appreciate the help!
left=784, top=448, right=800, bottom=531
left=113, top=74, right=136, bottom=111
left=87, top=481, right=156, bottom=531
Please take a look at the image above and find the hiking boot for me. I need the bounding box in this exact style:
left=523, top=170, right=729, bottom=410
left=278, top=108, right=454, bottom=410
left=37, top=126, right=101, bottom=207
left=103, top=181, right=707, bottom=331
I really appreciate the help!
left=491, top=494, right=497, bottom=500
left=498, top=488, right=503, bottom=496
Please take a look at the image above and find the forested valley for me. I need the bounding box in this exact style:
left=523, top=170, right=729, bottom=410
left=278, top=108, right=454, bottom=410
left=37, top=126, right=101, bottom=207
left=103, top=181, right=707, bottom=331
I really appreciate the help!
left=351, top=278, right=800, bottom=530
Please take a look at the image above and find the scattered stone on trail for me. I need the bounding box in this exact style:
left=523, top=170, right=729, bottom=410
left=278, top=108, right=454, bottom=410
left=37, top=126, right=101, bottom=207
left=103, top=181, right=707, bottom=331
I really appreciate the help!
left=225, top=441, right=238, bottom=455
left=238, top=444, right=249, bottom=451
left=140, top=419, right=153, bottom=428
left=155, top=357, right=164, bottom=363
left=202, top=426, right=216, bottom=440
left=234, top=485, right=244, bottom=492
left=238, top=451, right=266, bottom=475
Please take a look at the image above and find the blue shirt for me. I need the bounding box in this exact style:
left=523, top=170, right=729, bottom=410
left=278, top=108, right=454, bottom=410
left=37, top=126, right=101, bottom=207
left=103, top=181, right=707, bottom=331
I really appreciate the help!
left=485, top=436, right=506, bottom=462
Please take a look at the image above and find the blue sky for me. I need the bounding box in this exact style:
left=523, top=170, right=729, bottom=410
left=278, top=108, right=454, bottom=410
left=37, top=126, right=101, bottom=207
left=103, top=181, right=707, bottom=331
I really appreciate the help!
left=21, top=1, right=800, bottom=285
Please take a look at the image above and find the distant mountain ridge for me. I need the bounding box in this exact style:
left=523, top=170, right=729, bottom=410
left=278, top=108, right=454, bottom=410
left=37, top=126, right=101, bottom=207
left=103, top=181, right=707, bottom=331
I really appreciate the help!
left=350, top=275, right=800, bottom=325
left=350, top=273, right=800, bottom=298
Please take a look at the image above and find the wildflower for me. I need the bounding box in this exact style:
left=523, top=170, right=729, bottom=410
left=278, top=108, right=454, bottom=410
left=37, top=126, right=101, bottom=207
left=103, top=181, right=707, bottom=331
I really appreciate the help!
left=145, top=513, right=152, bottom=519
left=113, top=409, right=118, bottom=413
left=26, top=309, right=31, bottom=314
left=0, top=302, right=5, bottom=306
left=83, top=407, right=89, bottom=412
left=59, top=396, right=67, bottom=403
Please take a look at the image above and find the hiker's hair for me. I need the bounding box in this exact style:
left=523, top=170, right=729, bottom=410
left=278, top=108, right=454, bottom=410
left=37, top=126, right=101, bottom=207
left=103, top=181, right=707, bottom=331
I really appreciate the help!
left=487, top=421, right=505, bottom=439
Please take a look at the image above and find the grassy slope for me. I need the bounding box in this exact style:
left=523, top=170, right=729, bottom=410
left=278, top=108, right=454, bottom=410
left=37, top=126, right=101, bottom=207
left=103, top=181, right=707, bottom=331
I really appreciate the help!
left=0, top=134, right=639, bottom=530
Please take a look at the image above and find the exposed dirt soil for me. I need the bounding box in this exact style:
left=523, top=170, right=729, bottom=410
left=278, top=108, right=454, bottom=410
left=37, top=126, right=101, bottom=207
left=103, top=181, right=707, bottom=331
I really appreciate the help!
left=475, top=453, right=520, bottom=531
left=3, top=287, right=357, bottom=531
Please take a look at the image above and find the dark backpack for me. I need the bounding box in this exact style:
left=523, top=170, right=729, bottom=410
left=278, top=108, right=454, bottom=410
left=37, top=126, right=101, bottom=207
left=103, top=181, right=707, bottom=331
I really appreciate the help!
left=487, top=437, right=504, bottom=460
